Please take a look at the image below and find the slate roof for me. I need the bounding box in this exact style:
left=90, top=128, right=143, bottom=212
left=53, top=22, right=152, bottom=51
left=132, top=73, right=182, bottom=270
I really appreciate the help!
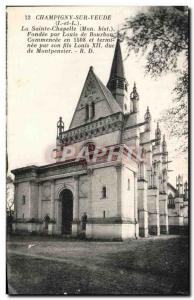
left=93, top=70, right=122, bottom=114
left=107, top=39, right=125, bottom=83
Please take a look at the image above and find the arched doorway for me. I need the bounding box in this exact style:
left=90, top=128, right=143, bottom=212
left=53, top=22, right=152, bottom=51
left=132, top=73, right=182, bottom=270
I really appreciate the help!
left=59, top=189, right=73, bottom=234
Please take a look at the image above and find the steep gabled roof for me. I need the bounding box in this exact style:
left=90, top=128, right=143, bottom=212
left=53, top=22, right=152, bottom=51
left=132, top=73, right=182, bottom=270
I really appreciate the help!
left=94, top=72, right=122, bottom=113
left=69, top=67, right=122, bottom=129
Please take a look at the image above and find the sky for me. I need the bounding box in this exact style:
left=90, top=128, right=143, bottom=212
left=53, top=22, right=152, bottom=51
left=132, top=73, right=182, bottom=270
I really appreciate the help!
left=7, top=6, right=188, bottom=186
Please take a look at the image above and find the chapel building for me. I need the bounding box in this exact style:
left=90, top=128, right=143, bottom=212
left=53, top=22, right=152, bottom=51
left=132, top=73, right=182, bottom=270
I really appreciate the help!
left=11, top=39, right=188, bottom=239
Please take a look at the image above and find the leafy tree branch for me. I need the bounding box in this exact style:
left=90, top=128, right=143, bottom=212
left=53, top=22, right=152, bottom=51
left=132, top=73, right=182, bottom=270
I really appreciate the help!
left=122, top=6, right=189, bottom=152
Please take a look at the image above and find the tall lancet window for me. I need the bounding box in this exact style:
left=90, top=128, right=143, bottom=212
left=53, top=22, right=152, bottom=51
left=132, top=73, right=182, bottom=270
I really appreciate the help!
left=102, top=186, right=107, bottom=198
left=85, top=104, right=89, bottom=120
left=91, top=102, right=95, bottom=118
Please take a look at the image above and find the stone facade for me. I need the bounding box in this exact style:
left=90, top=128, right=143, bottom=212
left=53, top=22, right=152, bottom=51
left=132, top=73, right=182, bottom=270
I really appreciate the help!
left=11, top=38, right=188, bottom=239
left=167, top=178, right=189, bottom=234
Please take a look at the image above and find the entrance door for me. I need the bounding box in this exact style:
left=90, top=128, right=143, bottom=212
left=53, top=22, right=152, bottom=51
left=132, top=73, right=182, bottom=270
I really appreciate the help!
left=60, top=189, right=73, bottom=234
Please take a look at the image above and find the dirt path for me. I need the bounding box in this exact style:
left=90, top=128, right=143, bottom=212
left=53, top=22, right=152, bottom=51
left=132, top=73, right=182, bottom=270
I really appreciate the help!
left=6, top=235, right=189, bottom=295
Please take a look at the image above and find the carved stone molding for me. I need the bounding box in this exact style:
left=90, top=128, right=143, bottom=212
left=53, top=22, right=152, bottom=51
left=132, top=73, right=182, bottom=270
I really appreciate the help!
left=60, top=112, right=123, bottom=146
left=55, top=182, right=74, bottom=199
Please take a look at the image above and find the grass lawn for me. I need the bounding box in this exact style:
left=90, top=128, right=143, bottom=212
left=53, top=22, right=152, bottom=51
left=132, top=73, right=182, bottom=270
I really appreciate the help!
left=7, top=235, right=189, bottom=295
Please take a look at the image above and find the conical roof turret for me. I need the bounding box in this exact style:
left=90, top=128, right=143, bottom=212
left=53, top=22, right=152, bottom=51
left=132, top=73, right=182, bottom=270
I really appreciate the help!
left=107, top=37, right=128, bottom=110
left=107, top=38, right=125, bottom=83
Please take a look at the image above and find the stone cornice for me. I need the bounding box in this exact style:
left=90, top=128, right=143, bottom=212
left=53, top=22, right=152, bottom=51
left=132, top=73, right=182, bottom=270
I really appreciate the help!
left=11, top=165, right=38, bottom=175
left=38, top=169, right=87, bottom=183
left=13, top=144, right=140, bottom=182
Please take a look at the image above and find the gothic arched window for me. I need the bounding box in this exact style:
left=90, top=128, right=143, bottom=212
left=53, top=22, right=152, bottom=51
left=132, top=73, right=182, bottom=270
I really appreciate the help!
left=22, top=195, right=26, bottom=205
left=168, top=193, right=175, bottom=208
left=102, top=186, right=107, bottom=198
left=85, top=104, right=89, bottom=120
left=91, top=102, right=95, bottom=118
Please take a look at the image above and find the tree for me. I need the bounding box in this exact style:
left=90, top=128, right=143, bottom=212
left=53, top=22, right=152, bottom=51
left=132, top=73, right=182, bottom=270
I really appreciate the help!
left=122, top=6, right=189, bottom=152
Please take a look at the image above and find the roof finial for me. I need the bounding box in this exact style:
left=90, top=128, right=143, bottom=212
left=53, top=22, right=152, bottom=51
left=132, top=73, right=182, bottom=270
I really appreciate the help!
left=144, top=106, right=151, bottom=120
left=130, top=82, right=139, bottom=100
left=116, top=31, right=121, bottom=42
left=162, top=134, right=167, bottom=152
left=57, top=116, right=64, bottom=139
left=116, top=24, right=122, bottom=42
left=115, top=23, right=125, bottom=43
left=155, top=122, right=161, bottom=141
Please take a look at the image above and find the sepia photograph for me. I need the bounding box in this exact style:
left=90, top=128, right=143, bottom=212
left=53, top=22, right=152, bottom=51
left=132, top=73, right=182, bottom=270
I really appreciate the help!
left=6, top=5, right=189, bottom=295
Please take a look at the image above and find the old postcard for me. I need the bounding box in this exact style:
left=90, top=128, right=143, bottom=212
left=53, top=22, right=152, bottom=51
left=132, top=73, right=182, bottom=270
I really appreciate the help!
left=6, top=6, right=189, bottom=295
